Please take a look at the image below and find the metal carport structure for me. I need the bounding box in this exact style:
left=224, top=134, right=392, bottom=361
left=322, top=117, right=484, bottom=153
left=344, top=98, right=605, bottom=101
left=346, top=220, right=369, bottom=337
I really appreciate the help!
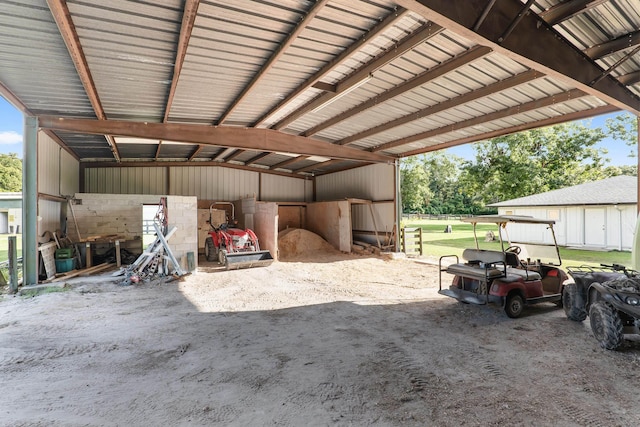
left=1, top=0, right=639, bottom=284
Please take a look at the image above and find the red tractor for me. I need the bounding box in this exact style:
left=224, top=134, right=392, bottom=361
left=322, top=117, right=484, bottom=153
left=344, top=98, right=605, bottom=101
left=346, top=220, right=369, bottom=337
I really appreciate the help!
left=204, top=202, right=273, bottom=270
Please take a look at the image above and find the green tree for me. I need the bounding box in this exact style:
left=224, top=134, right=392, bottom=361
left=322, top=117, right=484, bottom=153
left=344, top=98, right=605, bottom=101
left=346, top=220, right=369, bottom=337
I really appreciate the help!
left=400, top=156, right=431, bottom=213
left=0, top=153, right=22, bottom=192
left=459, top=122, right=608, bottom=206
left=605, top=112, right=638, bottom=158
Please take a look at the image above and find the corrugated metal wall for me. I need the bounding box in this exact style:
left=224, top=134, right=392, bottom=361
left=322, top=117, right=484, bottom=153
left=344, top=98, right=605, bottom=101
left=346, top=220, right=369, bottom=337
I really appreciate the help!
left=38, top=131, right=79, bottom=197
left=260, top=174, right=311, bottom=202
left=84, top=167, right=167, bottom=194
left=315, top=164, right=394, bottom=201
left=84, top=165, right=311, bottom=202
left=38, top=199, right=62, bottom=236
left=169, top=167, right=259, bottom=200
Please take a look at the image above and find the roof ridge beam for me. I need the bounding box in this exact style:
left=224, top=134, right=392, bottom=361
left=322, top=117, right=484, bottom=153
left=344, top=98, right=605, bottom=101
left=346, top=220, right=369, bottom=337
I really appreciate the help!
left=394, top=0, right=640, bottom=115
left=46, top=0, right=121, bottom=161
left=398, top=104, right=619, bottom=157
left=272, top=20, right=445, bottom=130
left=253, top=7, right=411, bottom=127
left=302, top=45, right=492, bottom=137
left=37, top=117, right=394, bottom=164
left=339, top=68, right=542, bottom=146
left=372, top=88, right=587, bottom=153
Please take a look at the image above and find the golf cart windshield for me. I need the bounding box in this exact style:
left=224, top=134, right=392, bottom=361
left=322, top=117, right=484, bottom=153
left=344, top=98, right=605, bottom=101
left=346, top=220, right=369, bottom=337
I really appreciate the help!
left=462, top=215, right=562, bottom=266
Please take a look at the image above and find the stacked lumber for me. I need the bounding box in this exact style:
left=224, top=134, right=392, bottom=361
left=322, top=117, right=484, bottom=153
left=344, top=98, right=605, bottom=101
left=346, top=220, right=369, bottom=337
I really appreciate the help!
left=351, top=240, right=382, bottom=256
left=42, top=263, right=114, bottom=283
left=117, top=224, right=186, bottom=285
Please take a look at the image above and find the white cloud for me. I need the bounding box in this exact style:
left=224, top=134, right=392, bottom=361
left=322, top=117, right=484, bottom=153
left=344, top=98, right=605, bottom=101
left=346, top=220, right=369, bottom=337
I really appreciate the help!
left=0, top=131, right=22, bottom=144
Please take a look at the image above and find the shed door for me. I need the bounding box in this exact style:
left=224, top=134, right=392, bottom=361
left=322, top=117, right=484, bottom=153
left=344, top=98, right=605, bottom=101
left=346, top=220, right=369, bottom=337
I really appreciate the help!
left=584, top=208, right=606, bottom=247
left=0, top=212, right=7, bottom=234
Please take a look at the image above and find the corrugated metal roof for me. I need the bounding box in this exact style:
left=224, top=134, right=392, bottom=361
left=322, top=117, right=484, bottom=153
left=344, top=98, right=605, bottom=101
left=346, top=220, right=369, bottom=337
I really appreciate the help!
left=489, top=175, right=638, bottom=207
left=0, top=0, right=638, bottom=178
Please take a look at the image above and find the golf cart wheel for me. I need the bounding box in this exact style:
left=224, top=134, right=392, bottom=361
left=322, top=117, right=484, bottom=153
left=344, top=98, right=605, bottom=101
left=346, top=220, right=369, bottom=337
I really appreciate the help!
left=589, top=301, right=623, bottom=350
left=562, top=283, right=587, bottom=321
left=204, top=237, right=216, bottom=262
left=505, top=293, right=524, bottom=318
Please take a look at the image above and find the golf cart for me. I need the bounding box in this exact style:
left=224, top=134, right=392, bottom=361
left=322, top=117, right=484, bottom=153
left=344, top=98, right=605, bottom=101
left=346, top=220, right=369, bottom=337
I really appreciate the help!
left=438, top=215, right=569, bottom=318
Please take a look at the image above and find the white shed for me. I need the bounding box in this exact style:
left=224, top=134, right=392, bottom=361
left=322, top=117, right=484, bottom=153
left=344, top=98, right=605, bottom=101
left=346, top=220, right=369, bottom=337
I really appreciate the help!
left=489, top=176, right=637, bottom=251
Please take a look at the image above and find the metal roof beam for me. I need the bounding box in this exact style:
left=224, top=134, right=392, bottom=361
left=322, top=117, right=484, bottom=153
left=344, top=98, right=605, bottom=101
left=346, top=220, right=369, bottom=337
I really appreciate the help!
left=38, top=117, right=393, bottom=163
left=339, top=68, right=542, bottom=146
left=294, top=159, right=344, bottom=174
left=394, top=0, right=640, bottom=115
left=157, top=0, right=200, bottom=159
left=244, top=152, right=272, bottom=166
left=270, top=155, right=310, bottom=170
left=303, top=45, right=492, bottom=137
left=272, top=21, right=445, bottom=130
left=619, top=71, right=640, bottom=86
left=217, top=0, right=330, bottom=125
left=188, top=145, right=203, bottom=161
left=398, top=104, right=619, bottom=157
left=253, top=7, right=411, bottom=127
left=372, top=88, right=587, bottom=152
left=584, top=30, right=640, bottom=60
left=46, top=0, right=121, bottom=161
left=539, top=0, right=609, bottom=26
left=223, top=150, right=246, bottom=163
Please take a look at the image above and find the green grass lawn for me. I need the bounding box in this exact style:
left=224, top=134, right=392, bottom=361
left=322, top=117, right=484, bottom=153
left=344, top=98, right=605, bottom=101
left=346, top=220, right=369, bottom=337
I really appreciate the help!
left=0, top=234, right=22, bottom=262
left=404, top=219, right=633, bottom=268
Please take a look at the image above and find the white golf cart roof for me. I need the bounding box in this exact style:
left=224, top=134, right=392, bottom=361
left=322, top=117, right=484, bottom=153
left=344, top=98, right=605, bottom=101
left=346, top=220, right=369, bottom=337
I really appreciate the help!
left=462, top=215, right=556, bottom=226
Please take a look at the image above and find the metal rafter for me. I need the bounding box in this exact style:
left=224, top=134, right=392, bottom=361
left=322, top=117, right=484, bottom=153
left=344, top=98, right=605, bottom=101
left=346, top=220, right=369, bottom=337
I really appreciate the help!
left=253, top=7, right=410, bottom=127
left=244, top=152, right=272, bottom=166
left=188, top=145, right=203, bottom=161
left=619, top=71, right=640, bottom=86
left=46, top=0, right=121, bottom=161
left=294, top=159, right=344, bottom=174
left=372, top=88, right=587, bottom=153
left=540, top=0, right=610, bottom=26
left=399, top=104, right=619, bottom=157
left=270, top=155, right=310, bottom=170
left=394, top=0, right=640, bottom=115
left=339, top=68, right=542, bottom=146
left=156, top=0, right=200, bottom=160
left=223, top=150, right=246, bottom=163
left=217, top=0, right=330, bottom=125
left=37, top=116, right=394, bottom=163
left=303, top=46, right=492, bottom=137
left=273, top=21, right=445, bottom=130
left=585, top=30, right=640, bottom=60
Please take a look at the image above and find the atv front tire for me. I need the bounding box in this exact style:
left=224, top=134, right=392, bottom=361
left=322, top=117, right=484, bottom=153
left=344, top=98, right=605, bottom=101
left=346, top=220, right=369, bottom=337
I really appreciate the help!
left=562, top=283, right=587, bottom=321
left=505, top=293, right=524, bottom=318
left=204, top=237, right=216, bottom=262
left=589, top=301, right=624, bottom=350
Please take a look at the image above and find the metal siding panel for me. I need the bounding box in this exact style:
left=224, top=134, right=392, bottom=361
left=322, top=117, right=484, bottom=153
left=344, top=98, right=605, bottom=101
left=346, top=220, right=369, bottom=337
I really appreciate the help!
left=316, top=163, right=394, bottom=201
left=38, top=132, right=60, bottom=196
left=260, top=174, right=306, bottom=202
left=38, top=199, right=62, bottom=236
left=60, top=149, right=79, bottom=196
left=169, top=166, right=259, bottom=200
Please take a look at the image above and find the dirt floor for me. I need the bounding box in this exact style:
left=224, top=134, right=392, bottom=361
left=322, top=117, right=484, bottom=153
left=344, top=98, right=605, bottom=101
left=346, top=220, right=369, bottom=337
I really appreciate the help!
left=2, top=231, right=640, bottom=426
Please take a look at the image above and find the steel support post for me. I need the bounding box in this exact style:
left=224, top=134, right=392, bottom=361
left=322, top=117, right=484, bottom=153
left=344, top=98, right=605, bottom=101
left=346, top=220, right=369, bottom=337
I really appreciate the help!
left=22, top=116, right=38, bottom=286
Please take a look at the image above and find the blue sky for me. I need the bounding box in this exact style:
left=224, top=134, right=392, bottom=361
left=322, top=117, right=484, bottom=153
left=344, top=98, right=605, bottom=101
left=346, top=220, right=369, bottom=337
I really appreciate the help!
left=0, top=95, right=636, bottom=165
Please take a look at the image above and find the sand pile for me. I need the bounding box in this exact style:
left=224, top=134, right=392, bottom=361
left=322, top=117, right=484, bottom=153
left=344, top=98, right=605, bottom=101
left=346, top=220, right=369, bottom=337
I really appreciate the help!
left=278, top=228, right=340, bottom=261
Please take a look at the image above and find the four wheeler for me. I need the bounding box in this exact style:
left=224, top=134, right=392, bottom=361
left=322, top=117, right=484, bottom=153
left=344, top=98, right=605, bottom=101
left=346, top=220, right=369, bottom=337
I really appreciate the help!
left=438, top=215, right=568, bottom=318
left=565, top=263, right=640, bottom=350
left=204, top=202, right=273, bottom=270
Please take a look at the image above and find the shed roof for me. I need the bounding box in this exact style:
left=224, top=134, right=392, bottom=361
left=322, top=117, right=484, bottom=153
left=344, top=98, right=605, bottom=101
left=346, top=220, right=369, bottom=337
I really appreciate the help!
left=489, top=175, right=638, bottom=207
left=1, top=1, right=639, bottom=177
